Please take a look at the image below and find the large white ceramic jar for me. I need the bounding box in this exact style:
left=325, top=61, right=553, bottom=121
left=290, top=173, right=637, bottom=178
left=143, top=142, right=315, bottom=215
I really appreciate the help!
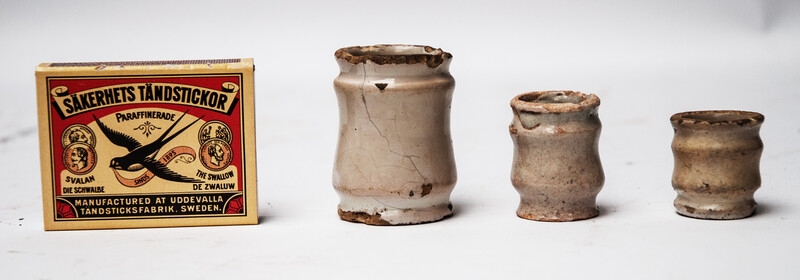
left=332, top=45, right=457, bottom=225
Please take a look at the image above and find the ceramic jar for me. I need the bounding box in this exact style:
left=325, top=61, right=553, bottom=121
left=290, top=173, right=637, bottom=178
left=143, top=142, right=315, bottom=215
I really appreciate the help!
left=332, top=45, right=457, bottom=225
left=670, top=110, right=764, bottom=219
left=509, top=91, right=604, bottom=221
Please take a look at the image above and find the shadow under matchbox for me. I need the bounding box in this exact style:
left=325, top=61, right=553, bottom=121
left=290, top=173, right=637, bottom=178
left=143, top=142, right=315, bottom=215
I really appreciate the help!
left=35, top=59, right=257, bottom=230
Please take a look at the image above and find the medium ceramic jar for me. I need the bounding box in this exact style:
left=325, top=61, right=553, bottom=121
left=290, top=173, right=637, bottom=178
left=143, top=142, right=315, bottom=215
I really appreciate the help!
left=509, top=91, right=604, bottom=221
left=332, top=45, right=457, bottom=225
left=670, top=110, right=764, bottom=219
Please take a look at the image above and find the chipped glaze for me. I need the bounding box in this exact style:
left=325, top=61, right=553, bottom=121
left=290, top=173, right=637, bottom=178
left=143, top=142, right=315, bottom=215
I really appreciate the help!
left=509, top=91, right=604, bottom=222
left=332, top=45, right=456, bottom=225
left=670, top=110, right=764, bottom=219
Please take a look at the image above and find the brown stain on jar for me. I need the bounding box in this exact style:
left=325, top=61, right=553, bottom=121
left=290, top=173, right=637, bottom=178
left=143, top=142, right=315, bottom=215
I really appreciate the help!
left=338, top=209, right=392, bottom=226
left=420, top=183, right=433, bottom=197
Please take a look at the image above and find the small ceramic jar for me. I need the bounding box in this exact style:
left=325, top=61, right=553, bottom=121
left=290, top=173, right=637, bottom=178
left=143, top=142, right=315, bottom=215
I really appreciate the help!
left=509, top=91, right=604, bottom=221
left=332, top=45, right=457, bottom=225
left=670, top=110, right=764, bottom=219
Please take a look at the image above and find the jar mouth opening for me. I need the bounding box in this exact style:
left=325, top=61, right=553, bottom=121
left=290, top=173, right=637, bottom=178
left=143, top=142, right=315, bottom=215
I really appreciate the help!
left=335, top=44, right=452, bottom=68
left=511, top=91, right=600, bottom=113
left=671, top=110, right=764, bottom=127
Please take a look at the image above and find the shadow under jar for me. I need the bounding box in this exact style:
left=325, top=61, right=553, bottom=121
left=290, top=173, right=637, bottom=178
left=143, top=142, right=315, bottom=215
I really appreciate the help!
left=670, top=110, right=764, bottom=220
left=332, top=45, right=457, bottom=225
left=509, top=91, right=604, bottom=222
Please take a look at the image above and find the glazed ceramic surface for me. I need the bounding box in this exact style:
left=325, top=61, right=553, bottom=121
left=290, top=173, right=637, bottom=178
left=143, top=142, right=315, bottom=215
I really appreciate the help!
left=671, top=110, right=764, bottom=219
left=509, top=91, right=604, bottom=221
left=332, top=45, right=456, bottom=225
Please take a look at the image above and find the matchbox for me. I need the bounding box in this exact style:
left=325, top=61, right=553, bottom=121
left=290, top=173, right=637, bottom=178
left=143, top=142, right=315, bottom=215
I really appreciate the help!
left=36, top=59, right=257, bottom=230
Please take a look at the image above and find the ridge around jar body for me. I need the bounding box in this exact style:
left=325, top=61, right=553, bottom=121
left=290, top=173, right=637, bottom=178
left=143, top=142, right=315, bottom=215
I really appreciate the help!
left=509, top=91, right=604, bottom=222
left=671, top=110, right=764, bottom=219
left=332, top=45, right=456, bottom=225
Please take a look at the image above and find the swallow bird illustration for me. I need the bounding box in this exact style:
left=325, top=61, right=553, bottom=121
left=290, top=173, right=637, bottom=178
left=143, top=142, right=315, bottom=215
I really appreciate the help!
left=93, top=110, right=204, bottom=183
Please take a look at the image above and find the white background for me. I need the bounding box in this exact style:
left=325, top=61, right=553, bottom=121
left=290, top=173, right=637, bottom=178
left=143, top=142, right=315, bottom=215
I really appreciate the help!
left=1, top=0, right=799, bottom=279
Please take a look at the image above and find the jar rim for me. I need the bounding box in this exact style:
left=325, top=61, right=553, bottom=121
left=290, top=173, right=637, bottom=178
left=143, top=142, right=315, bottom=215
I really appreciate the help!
left=335, top=44, right=452, bottom=68
left=511, top=91, right=600, bottom=113
left=670, top=110, right=764, bottom=127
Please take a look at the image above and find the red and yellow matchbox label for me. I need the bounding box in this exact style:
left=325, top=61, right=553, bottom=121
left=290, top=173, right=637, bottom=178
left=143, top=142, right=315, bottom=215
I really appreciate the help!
left=36, top=59, right=257, bottom=230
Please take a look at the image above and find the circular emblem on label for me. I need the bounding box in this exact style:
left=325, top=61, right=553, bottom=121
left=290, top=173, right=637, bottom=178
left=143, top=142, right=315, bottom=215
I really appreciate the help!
left=198, top=120, right=233, bottom=145
left=61, top=124, right=95, bottom=148
left=63, top=143, right=96, bottom=175
left=200, top=139, right=233, bottom=171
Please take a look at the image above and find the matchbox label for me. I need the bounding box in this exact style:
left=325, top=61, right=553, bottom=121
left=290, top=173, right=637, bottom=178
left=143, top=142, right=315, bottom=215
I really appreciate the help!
left=50, top=82, right=240, bottom=118
left=46, top=74, right=248, bottom=221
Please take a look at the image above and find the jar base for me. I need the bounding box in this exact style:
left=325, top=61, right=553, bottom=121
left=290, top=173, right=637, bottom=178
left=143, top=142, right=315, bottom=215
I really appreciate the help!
left=516, top=205, right=599, bottom=222
left=336, top=191, right=454, bottom=225
left=674, top=197, right=756, bottom=220
left=337, top=203, right=453, bottom=226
